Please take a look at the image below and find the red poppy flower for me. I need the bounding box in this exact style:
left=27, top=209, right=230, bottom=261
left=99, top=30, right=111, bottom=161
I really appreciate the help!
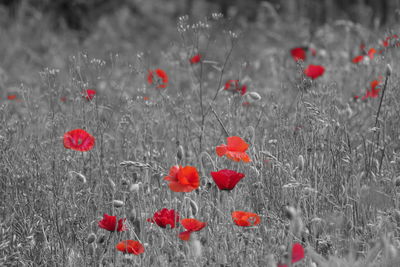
left=179, top=218, right=207, bottom=241
left=367, top=48, right=376, bottom=59
left=164, top=165, right=200, bottom=192
left=210, top=169, right=245, bottom=190
left=7, top=94, right=17, bottom=100
left=60, top=97, right=67, bottom=102
left=147, top=69, right=168, bottom=89
left=116, top=240, right=144, bottom=255
left=352, top=55, right=364, bottom=64
left=304, top=64, right=325, bottom=80
left=190, top=54, right=202, bottom=64
left=382, top=34, right=398, bottom=47
left=224, top=80, right=247, bottom=95
left=147, top=208, right=179, bottom=229
left=216, top=136, right=251, bottom=162
left=277, top=243, right=305, bottom=267
left=362, top=78, right=382, bottom=100
left=290, top=47, right=306, bottom=62
left=231, top=211, right=261, bottom=227
left=63, top=129, right=95, bottom=152
left=84, top=89, right=96, bottom=101
left=98, top=213, right=126, bottom=232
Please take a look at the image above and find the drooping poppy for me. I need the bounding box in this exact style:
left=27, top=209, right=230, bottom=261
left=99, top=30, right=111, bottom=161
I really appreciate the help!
left=224, top=80, right=247, bottom=95
left=84, top=89, right=96, bottom=101
left=190, top=54, right=202, bottom=64
left=210, top=169, right=245, bottom=190
left=98, top=213, right=126, bottom=232
left=147, top=208, right=179, bottom=229
left=231, top=211, right=261, bottom=227
left=164, top=165, right=200, bottom=192
left=63, top=129, right=95, bottom=152
left=216, top=136, right=251, bottom=162
left=179, top=218, right=207, bottom=241
left=290, top=47, right=306, bottom=62
left=304, top=64, right=325, bottom=80
left=277, top=243, right=305, bottom=267
left=116, top=240, right=144, bottom=255
left=147, top=69, right=168, bottom=89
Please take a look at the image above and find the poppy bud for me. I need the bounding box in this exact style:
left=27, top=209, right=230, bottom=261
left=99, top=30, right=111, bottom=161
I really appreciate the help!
left=395, top=177, right=400, bottom=187
left=189, top=198, right=199, bottom=216
left=87, top=233, right=96, bottom=244
left=107, top=178, right=116, bottom=191
left=283, top=205, right=298, bottom=220
left=386, top=64, right=392, bottom=76
left=247, top=92, right=261, bottom=101
left=177, top=145, right=184, bottom=161
left=113, top=200, right=124, bottom=208
left=297, top=155, right=305, bottom=171
left=97, top=233, right=106, bottom=244
left=88, top=243, right=96, bottom=255
left=121, top=178, right=129, bottom=186
left=129, top=183, right=140, bottom=193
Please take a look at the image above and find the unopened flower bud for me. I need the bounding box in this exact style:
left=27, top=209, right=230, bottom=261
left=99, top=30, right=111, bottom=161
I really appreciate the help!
left=247, top=92, right=262, bottom=101
left=87, top=233, right=96, bottom=244
left=113, top=200, right=124, bottom=208
left=177, top=145, right=184, bottom=161
left=97, top=233, right=106, bottom=244
left=386, top=64, right=392, bottom=76
left=129, top=183, right=140, bottom=193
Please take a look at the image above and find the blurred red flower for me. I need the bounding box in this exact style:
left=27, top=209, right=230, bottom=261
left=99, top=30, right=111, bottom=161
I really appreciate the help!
left=116, top=240, right=144, bottom=255
left=224, top=80, right=247, bottom=95
left=304, top=64, right=325, bottom=79
left=84, top=89, right=96, bottom=101
left=147, top=208, right=179, bottom=229
left=216, top=136, right=251, bottom=162
left=231, top=211, right=261, bottom=227
left=7, top=94, right=17, bottom=100
left=164, top=165, right=200, bottom=192
left=277, top=243, right=305, bottom=267
left=147, top=69, right=168, bottom=89
left=63, top=129, right=95, bottom=152
left=210, top=169, right=245, bottom=190
left=98, top=214, right=126, bottom=232
left=362, top=78, right=382, bottom=100
left=190, top=54, right=202, bottom=64
left=290, top=47, right=306, bottom=62
left=382, top=34, right=399, bottom=47
left=352, top=55, right=364, bottom=64
left=179, top=218, right=207, bottom=241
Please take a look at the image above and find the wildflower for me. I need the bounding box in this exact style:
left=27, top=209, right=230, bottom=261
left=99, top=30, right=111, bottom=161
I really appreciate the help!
left=164, top=165, right=200, bottom=192
left=190, top=54, right=202, bottom=64
left=179, top=218, right=207, bottom=241
left=63, top=129, right=95, bottom=152
left=362, top=78, right=382, bottom=100
left=304, top=65, right=325, bottom=79
left=210, top=169, right=245, bottom=190
left=98, top=214, right=126, bottom=232
left=7, top=94, right=17, bottom=100
left=116, top=240, right=144, bottom=255
left=216, top=136, right=251, bottom=162
left=84, top=89, right=96, bottom=101
left=147, top=69, right=168, bottom=89
left=352, top=55, right=364, bottom=64
left=290, top=47, right=307, bottom=62
left=382, top=34, right=399, bottom=47
left=231, top=211, right=261, bottom=227
left=224, top=80, right=247, bottom=95
left=147, top=208, right=179, bottom=229
left=277, top=243, right=305, bottom=267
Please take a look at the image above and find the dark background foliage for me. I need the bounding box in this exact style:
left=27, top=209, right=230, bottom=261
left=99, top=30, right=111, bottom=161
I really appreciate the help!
left=0, top=0, right=398, bottom=32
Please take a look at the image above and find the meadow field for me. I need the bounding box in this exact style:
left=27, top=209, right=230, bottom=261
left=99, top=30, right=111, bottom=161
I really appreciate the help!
left=2, top=3, right=400, bottom=267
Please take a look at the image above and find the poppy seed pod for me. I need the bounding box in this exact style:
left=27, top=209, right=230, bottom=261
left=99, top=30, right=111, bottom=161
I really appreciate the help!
left=113, top=200, right=124, bottom=208
left=87, top=233, right=96, bottom=244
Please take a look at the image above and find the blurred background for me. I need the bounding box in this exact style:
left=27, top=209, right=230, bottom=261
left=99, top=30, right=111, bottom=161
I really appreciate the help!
left=0, top=0, right=399, bottom=86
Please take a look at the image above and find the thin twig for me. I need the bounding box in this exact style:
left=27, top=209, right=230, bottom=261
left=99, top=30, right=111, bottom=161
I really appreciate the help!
left=209, top=104, right=230, bottom=137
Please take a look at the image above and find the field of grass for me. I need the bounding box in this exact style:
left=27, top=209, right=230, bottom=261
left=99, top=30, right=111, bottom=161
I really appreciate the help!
left=2, top=8, right=400, bottom=267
